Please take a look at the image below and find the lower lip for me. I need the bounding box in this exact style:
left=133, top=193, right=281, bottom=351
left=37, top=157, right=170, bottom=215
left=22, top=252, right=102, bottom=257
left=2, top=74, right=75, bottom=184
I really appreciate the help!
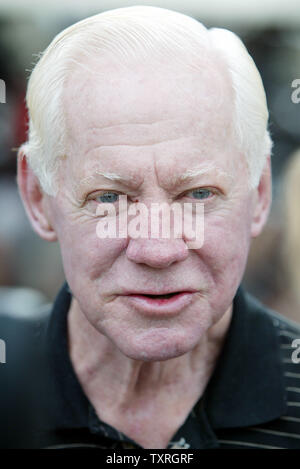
left=122, top=292, right=196, bottom=316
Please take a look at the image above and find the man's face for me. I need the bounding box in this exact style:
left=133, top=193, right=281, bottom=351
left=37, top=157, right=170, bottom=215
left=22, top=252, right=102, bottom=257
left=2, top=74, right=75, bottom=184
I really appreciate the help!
left=46, top=56, right=259, bottom=360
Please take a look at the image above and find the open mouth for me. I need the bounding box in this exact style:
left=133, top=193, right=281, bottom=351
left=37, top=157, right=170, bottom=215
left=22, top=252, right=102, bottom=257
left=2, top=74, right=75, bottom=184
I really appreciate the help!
left=138, top=292, right=179, bottom=299
left=124, top=290, right=195, bottom=315
left=127, top=291, right=189, bottom=302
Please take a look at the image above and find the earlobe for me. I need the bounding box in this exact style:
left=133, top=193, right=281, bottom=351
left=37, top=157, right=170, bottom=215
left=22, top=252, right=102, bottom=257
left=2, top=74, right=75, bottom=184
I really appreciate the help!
left=17, top=149, right=57, bottom=242
left=251, top=155, right=272, bottom=238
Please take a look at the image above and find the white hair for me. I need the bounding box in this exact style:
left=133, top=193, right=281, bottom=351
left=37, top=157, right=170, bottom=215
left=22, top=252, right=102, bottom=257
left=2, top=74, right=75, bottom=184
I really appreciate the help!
left=20, top=5, right=272, bottom=196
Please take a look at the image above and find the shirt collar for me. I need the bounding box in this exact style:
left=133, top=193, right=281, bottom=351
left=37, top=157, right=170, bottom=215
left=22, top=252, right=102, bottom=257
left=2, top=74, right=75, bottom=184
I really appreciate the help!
left=46, top=282, right=287, bottom=432
left=202, top=286, right=287, bottom=428
left=46, top=282, right=89, bottom=429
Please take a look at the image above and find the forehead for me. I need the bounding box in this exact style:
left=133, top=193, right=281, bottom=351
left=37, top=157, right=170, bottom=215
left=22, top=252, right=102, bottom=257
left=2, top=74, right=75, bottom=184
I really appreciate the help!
left=64, top=53, right=234, bottom=131
left=62, top=54, right=240, bottom=183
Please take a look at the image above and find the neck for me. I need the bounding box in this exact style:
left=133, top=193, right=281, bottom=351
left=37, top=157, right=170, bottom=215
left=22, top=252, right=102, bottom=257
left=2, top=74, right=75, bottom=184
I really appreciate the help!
left=68, top=298, right=232, bottom=407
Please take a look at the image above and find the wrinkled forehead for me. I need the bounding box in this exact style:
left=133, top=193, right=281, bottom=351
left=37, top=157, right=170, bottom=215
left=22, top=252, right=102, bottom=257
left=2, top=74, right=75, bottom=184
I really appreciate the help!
left=62, top=53, right=236, bottom=148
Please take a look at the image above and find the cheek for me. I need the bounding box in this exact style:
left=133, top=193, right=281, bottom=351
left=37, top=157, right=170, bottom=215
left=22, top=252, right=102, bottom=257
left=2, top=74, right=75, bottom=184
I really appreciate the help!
left=56, top=217, right=127, bottom=284
left=194, top=230, right=249, bottom=325
left=196, top=205, right=253, bottom=301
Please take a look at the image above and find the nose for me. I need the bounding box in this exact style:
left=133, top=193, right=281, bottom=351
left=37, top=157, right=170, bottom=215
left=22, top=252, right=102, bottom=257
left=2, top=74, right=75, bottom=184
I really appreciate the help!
left=126, top=238, right=189, bottom=269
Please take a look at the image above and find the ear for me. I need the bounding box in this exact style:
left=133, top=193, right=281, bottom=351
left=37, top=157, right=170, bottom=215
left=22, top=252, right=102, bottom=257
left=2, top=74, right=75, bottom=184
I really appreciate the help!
left=17, top=148, right=57, bottom=242
left=251, top=155, right=272, bottom=238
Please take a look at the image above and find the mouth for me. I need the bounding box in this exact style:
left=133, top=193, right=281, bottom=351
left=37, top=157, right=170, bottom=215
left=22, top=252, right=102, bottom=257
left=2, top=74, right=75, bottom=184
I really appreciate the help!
left=129, top=291, right=186, bottom=300
left=122, top=290, right=197, bottom=315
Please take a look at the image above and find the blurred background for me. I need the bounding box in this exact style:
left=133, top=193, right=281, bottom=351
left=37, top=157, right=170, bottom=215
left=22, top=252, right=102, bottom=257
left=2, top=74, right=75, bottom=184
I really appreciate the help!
left=0, top=0, right=300, bottom=321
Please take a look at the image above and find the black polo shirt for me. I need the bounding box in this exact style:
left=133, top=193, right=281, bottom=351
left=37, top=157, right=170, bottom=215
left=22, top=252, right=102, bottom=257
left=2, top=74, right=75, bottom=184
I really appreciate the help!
left=28, top=283, right=300, bottom=448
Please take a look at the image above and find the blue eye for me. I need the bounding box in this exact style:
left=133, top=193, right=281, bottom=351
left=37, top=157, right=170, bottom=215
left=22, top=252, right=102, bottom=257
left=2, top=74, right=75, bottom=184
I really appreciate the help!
left=190, top=189, right=212, bottom=200
left=96, top=192, right=119, bottom=203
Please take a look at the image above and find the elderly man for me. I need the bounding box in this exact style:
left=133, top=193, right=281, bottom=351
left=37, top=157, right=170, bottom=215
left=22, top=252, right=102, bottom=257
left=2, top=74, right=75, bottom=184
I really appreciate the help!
left=12, top=6, right=300, bottom=449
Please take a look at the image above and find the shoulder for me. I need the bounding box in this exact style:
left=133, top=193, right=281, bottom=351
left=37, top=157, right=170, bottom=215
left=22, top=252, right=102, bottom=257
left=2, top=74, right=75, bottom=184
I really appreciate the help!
left=0, top=294, right=52, bottom=448
left=244, top=290, right=300, bottom=336
left=214, top=289, right=300, bottom=449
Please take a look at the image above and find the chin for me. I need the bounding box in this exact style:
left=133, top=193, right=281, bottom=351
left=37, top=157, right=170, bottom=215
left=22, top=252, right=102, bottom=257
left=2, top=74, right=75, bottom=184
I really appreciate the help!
left=115, top=327, right=201, bottom=362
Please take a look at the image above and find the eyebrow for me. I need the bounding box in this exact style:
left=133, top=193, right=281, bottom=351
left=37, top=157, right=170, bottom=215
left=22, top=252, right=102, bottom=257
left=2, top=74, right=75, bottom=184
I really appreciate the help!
left=74, top=170, right=144, bottom=197
left=165, top=164, right=234, bottom=190
left=178, top=167, right=228, bottom=181
left=74, top=164, right=233, bottom=197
